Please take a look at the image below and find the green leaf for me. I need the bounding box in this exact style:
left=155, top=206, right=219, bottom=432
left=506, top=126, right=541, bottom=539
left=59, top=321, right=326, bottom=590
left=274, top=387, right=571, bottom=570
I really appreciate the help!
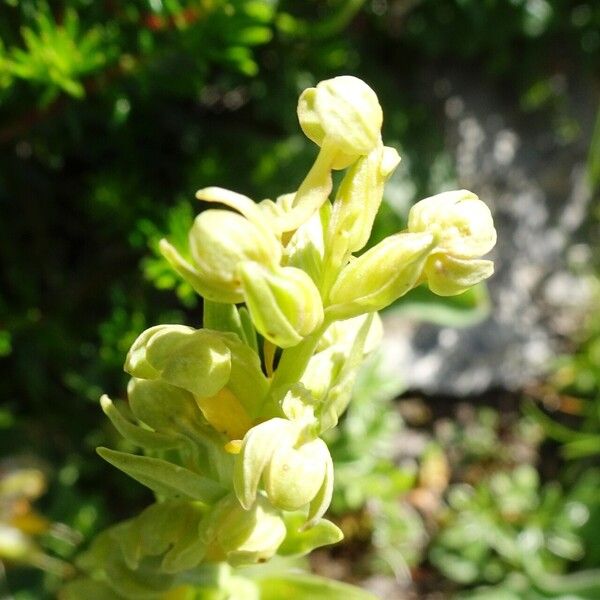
left=97, top=448, right=226, bottom=503
left=237, top=26, right=273, bottom=46
left=278, top=514, right=343, bottom=556
left=257, top=574, right=378, bottom=600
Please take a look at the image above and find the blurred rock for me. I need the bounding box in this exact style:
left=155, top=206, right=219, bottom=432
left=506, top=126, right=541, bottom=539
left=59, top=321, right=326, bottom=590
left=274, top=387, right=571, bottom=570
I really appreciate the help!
left=384, top=72, right=596, bottom=395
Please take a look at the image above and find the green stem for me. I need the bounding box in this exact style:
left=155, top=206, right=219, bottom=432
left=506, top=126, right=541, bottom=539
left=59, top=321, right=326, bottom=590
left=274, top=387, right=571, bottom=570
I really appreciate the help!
left=269, top=319, right=330, bottom=396
left=176, top=562, right=231, bottom=587
left=276, top=140, right=336, bottom=233
left=203, top=300, right=244, bottom=339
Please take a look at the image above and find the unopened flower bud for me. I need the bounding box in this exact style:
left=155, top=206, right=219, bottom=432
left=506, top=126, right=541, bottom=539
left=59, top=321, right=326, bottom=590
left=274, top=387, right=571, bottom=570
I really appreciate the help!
left=298, top=76, right=383, bottom=167
left=328, top=232, right=434, bottom=318
left=275, top=77, right=385, bottom=233
left=408, top=190, right=496, bottom=259
left=238, top=263, right=324, bottom=348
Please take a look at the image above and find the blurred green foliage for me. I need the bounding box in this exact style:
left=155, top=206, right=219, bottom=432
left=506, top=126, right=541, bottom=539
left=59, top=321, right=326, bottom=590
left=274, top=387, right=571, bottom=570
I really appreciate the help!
left=525, top=291, right=600, bottom=460
left=1, top=0, right=599, bottom=597
left=326, top=354, right=427, bottom=578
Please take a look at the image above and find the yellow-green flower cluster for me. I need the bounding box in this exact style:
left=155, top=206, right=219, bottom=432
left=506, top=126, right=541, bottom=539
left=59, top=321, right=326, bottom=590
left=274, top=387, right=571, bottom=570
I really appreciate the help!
left=61, top=76, right=496, bottom=600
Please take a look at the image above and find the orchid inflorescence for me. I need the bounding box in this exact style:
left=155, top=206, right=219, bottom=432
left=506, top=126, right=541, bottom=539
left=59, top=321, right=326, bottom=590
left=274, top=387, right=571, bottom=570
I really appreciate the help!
left=61, top=76, right=496, bottom=599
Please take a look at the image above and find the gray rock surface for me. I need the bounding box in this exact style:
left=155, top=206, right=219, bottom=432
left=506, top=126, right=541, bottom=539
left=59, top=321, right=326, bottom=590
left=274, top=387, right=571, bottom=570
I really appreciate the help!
left=383, top=74, right=596, bottom=396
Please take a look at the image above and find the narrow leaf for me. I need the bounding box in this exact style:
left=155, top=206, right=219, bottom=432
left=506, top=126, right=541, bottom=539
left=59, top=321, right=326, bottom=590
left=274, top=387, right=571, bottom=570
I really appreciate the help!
left=278, top=514, right=343, bottom=556
left=97, top=448, right=226, bottom=503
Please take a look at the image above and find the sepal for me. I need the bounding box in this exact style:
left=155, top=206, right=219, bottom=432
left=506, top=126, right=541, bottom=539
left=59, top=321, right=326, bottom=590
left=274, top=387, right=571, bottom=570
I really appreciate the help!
left=234, top=417, right=332, bottom=514
left=326, top=144, right=400, bottom=268
left=142, top=328, right=231, bottom=397
left=160, top=239, right=241, bottom=304
left=314, top=313, right=375, bottom=433
left=264, top=438, right=330, bottom=512
left=316, top=313, right=383, bottom=355
left=233, top=418, right=297, bottom=509
left=125, top=324, right=193, bottom=379
left=127, top=378, right=205, bottom=438
left=188, top=209, right=282, bottom=302
left=284, top=201, right=329, bottom=285
left=113, top=501, right=207, bottom=573
left=306, top=446, right=334, bottom=527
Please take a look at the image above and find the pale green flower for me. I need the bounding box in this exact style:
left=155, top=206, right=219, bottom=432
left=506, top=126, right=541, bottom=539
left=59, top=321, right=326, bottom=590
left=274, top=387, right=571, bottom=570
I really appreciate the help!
left=408, top=190, right=496, bottom=295
left=233, top=418, right=333, bottom=524
left=202, top=494, right=286, bottom=566
left=298, top=75, right=383, bottom=167
left=276, top=76, right=385, bottom=233
left=188, top=209, right=281, bottom=303
left=124, top=326, right=268, bottom=440
left=408, top=190, right=496, bottom=259
left=238, top=263, right=324, bottom=348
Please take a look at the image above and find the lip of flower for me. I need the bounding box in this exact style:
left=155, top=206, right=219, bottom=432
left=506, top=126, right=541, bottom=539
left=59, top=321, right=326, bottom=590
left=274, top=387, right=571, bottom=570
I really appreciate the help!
left=422, top=254, right=495, bottom=296
left=195, top=387, right=254, bottom=441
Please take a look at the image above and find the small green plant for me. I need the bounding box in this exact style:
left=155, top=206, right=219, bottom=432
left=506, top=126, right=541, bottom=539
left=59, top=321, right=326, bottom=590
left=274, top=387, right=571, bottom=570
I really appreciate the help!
left=326, top=355, right=426, bottom=578
left=525, top=302, right=600, bottom=460
left=425, top=406, right=600, bottom=600
left=60, top=76, right=496, bottom=599
left=4, top=6, right=114, bottom=103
